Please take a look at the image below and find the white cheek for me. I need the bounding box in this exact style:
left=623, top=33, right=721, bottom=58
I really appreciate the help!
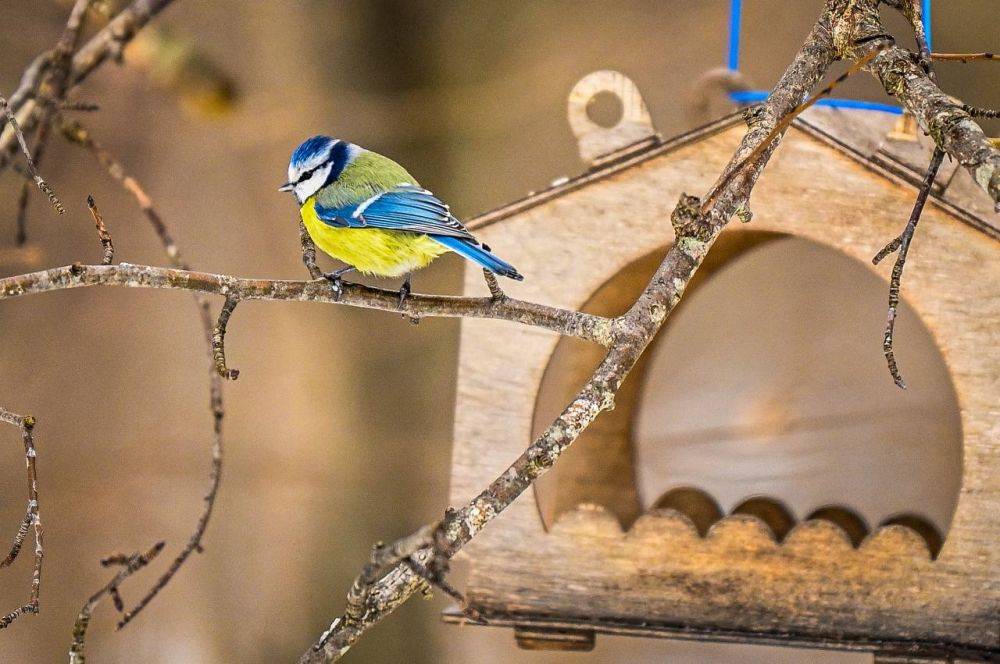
left=294, top=165, right=333, bottom=203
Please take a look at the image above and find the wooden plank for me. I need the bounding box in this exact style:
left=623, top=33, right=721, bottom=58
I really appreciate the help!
left=442, top=610, right=997, bottom=661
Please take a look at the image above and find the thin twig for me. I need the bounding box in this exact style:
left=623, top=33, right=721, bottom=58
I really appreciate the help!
left=483, top=269, right=504, bottom=301
left=909, top=1, right=933, bottom=78
left=0, top=53, right=51, bottom=175
left=20, top=128, right=57, bottom=244
left=930, top=52, right=997, bottom=62
left=10, top=104, right=41, bottom=245
left=299, top=220, right=324, bottom=280
left=62, top=120, right=182, bottom=263
left=963, top=104, right=1000, bottom=119
left=7, top=52, right=52, bottom=116
left=108, top=586, right=124, bottom=613
left=0, top=94, right=64, bottom=215
left=872, top=148, right=945, bottom=389
left=884, top=0, right=933, bottom=77
left=114, top=340, right=222, bottom=631
left=0, top=408, right=43, bottom=630
left=1, top=513, right=31, bottom=569
left=212, top=296, right=240, bottom=380
left=57, top=100, right=100, bottom=112
left=402, top=558, right=485, bottom=624
left=313, top=526, right=436, bottom=650
left=0, top=0, right=90, bottom=228
left=31, top=0, right=93, bottom=149
left=86, top=195, right=115, bottom=265
left=69, top=541, right=165, bottom=664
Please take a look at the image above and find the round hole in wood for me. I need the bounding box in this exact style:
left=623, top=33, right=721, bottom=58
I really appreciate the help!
left=586, top=90, right=624, bottom=129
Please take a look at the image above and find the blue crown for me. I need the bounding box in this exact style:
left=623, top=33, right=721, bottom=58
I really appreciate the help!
left=290, top=135, right=337, bottom=169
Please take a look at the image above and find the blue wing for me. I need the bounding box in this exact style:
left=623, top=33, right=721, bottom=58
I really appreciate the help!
left=314, top=184, right=524, bottom=280
left=314, top=184, right=475, bottom=240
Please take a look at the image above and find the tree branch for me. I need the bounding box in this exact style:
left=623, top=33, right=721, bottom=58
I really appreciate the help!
left=0, top=94, right=63, bottom=214
left=872, top=148, right=945, bottom=388
left=930, top=52, right=997, bottom=63
left=0, top=0, right=178, bottom=162
left=86, top=195, right=115, bottom=265
left=0, top=407, right=43, bottom=630
left=0, top=263, right=617, bottom=346
left=9, top=0, right=93, bottom=242
left=68, top=541, right=165, bottom=664
left=299, top=220, right=324, bottom=280
left=882, top=0, right=933, bottom=76
left=212, top=295, right=240, bottom=380
left=833, top=0, right=1000, bottom=208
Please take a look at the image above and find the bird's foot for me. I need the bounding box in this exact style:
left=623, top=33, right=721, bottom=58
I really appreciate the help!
left=323, top=267, right=354, bottom=301
left=397, top=275, right=412, bottom=310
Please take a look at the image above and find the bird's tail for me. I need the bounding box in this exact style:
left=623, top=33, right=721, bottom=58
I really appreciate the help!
left=433, top=236, right=524, bottom=280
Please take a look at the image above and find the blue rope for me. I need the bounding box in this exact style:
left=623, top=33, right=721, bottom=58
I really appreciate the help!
left=923, top=0, right=933, bottom=50
left=728, top=0, right=743, bottom=71
left=729, top=90, right=903, bottom=114
left=725, top=0, right=925, bottom=114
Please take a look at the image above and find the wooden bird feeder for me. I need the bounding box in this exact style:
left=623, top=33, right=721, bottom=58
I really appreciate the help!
left=445, top=71, right=999, bottom=662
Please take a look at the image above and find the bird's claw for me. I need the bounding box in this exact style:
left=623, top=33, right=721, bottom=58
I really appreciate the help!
left=322, top=267, right=355, bottom=302
left=323, top=272, right=347, bottom=301
left=397, top=280, right=411, bottom=309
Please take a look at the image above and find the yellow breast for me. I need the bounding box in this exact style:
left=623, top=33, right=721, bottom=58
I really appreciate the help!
left=300, top=197, right=448, bottom=278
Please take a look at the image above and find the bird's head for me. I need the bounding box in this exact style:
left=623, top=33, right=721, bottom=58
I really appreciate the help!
left=280, top=135, right=356, bottom=204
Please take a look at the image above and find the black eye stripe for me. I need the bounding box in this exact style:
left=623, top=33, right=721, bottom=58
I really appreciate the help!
left=297, top=158, right=332, bottom=184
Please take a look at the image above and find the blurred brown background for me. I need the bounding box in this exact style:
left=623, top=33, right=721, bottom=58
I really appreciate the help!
left=0, top=1, right=996, bottom=662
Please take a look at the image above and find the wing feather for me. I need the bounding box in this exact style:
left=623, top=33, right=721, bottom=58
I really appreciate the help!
left=314, top=184, right=474, bottom=239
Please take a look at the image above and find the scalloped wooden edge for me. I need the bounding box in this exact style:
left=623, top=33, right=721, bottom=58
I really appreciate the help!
left=549, top=504, right=935, bottom=561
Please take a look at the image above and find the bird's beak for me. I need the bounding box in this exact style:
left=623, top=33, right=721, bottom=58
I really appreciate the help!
left=278, top=182, right=295, bottom=192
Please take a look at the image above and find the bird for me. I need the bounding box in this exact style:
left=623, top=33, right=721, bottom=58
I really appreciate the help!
left=280, top=135, right=522, bottom=303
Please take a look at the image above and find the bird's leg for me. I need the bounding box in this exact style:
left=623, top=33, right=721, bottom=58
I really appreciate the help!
left=483, top=269, right=505, bottom=302
left=398, top=273, right=412, bottom=309
left=323, top=266, right=355, bottom=300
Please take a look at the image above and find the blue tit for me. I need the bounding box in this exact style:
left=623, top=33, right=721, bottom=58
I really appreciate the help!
left=280, top=136, right=522, bottom=300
